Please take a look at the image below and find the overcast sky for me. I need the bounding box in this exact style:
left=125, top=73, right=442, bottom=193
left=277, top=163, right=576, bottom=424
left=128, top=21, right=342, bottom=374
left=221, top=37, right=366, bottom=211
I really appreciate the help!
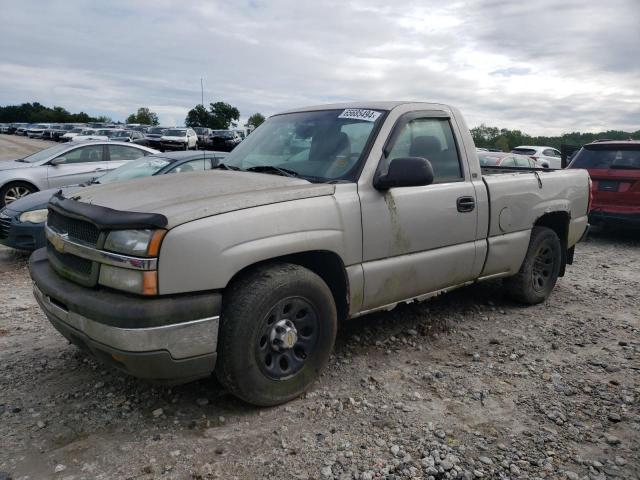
left=1, top=0, right=638, bottom=135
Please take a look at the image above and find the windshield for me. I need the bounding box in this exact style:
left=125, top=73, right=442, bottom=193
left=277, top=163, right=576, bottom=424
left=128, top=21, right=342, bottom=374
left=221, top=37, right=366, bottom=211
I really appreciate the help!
left=164, top=129, right=186, bottom=136
left=512, top=148, right=536, bottom=156
left=148, top=127, right=165, bottom=134
left=21, top=144, right=72, bottom=163
left=193, top=127, right=206, bottom=134
left=569, top=145, right=640, bottom=170
left=222, top=108, right=384, bottom=182
left=111, top=130, right=129, bottom=137
left=96, top=156, right=171, bottom=183
left=212, top=130, right=233, bottom=138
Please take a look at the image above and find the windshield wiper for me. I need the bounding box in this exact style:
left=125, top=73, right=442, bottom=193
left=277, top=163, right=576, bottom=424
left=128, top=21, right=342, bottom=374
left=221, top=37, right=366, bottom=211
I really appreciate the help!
left=212, top=163, right=243, bottom=171
left=245, top=165, right=299, bottom=178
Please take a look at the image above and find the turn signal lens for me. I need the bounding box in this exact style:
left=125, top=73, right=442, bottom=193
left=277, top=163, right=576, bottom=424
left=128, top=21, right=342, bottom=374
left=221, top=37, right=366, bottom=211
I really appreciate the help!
left=146, top=230, right=167, bottom=256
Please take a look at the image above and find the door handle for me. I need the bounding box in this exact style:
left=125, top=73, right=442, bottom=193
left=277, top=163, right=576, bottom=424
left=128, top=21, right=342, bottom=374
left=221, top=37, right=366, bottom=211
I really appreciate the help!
left=456, top=196, right=475, bottom=212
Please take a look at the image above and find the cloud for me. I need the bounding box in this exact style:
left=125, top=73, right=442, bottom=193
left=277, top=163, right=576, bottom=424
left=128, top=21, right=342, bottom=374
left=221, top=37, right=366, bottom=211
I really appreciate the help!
left=0, top=0, right=638, bottom=135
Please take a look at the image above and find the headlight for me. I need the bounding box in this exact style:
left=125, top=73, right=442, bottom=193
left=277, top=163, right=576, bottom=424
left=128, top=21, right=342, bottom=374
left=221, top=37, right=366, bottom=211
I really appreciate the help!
left=99, top=265, right=157, bottom=295
left=20, top=209, right=48, bottom=224
left=104, top=229, right=166, bottom=256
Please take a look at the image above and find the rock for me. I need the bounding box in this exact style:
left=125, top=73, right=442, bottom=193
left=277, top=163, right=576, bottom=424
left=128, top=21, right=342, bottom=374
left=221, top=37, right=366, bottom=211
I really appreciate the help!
left=152, top=408, right=164, bottom=417
left=320, top=466, right=332, bottom=478
left=565, top=471, right=579, bottom=480
left=390, top=444, right=401, bottom=456
left=607, top=412, right=621, bottom=423
left=196, top=398, right=209, bottom=406
left=36, top=420, right=46, bottom=429
left=509, top=464, right=521, bottom=475
left=604, top=434, right=621, bottom=446
left=54, top=464, right=66, bottom=473
left=479, top=456, right=493, bottom=465
left=614, top=456, right=626, bottom=466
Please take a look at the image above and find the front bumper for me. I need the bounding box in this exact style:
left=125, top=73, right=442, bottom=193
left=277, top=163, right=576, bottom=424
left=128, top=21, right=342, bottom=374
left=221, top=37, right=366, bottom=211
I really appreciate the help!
left=160, top=141, right=187, bottom=150
left=0, top=210, right=46, bottom=251
left=29, top=248, right=221, bottom=384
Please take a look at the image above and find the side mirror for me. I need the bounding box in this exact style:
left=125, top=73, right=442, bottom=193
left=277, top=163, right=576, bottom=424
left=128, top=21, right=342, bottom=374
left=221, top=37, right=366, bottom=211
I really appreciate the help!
left=50, top=157, right=67, bottom=166
left=374, top=157, right=434, bottom=190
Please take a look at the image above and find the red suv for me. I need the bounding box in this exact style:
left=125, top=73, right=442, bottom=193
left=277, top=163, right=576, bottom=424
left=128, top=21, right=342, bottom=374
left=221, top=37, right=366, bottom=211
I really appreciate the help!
left=568, top=140, right=640, bottom=228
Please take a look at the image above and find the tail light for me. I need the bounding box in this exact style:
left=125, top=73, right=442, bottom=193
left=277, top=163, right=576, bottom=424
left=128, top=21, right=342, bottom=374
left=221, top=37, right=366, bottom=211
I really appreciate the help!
left=587, top=177, right=593, bottom=212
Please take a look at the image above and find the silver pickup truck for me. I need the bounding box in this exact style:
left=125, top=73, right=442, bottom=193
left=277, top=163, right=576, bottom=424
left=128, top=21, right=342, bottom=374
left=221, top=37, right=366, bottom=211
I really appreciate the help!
left=29, top=102, right=590, bottom=406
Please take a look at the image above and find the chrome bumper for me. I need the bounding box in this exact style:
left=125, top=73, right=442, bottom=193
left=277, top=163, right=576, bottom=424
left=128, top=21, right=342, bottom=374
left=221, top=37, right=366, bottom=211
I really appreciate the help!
left=34, top=284, right=219, bottom=360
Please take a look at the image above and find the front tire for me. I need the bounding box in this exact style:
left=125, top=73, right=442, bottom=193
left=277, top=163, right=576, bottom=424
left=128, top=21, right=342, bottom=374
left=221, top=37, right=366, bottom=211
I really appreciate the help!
left=215, top=263, right=337, bottom=406
left=505, top=226, right=562, bottom=304
left=0, top=181, right=37, bottom=208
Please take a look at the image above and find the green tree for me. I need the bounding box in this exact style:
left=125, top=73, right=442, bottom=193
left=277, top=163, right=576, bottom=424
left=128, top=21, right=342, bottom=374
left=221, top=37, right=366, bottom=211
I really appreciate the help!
left=208, top=102, right=240, bottom=129
left=185, top=104, right=211, bottom=128
left=126, top=107, right=159, bottom=125
left=247, top=112, right=266, bottom=129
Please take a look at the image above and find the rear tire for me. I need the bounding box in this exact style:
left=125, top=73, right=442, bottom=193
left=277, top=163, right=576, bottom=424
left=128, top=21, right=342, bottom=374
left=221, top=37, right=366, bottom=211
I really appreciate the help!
left=215, top=263, right=337, bottom=406
left=505, top=226, right=562, bottom=305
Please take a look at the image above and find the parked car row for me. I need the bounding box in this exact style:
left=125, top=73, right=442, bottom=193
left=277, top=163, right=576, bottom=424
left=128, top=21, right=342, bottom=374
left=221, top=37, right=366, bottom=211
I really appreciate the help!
left=0, top=150, right=227, bottom=251
left=1, top=122, right=245, bottom=152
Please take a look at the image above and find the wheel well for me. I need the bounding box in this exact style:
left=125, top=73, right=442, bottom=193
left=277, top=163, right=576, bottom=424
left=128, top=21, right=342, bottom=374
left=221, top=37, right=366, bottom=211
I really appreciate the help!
left=535, top=212, right=569, bottom=276
left=227, top=251, right=349, bottom=321
left=3, top=180, right=38, bottom=191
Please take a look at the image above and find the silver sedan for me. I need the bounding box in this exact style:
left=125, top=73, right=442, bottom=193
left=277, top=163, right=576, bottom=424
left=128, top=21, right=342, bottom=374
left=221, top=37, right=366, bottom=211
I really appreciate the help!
left=0, top=141, right=158, bottom=207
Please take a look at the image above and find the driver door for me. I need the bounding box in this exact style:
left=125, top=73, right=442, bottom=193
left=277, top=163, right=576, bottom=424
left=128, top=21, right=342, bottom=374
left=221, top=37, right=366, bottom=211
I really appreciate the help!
left=359, top=114, right=479, bottom=310
left=46, top=144, right=108, bottom=188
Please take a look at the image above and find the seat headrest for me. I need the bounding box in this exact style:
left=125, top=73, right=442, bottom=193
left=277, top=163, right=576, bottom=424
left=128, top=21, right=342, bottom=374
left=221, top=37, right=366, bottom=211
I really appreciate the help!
left=409, top=135, right=442, bottom=158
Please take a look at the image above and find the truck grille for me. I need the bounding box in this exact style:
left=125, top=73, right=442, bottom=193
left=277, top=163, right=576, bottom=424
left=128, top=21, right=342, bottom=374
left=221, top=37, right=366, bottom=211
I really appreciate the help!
left=48, top=243, right=93, bottom=276
left=0, top=210, right=11, bottom=239
left=48, top=210, right=100, bottom=246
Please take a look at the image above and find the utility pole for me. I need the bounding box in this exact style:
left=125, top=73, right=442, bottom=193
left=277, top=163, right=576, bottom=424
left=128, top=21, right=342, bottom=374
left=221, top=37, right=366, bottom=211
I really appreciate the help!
left=200, top=77, right=204, bottom=106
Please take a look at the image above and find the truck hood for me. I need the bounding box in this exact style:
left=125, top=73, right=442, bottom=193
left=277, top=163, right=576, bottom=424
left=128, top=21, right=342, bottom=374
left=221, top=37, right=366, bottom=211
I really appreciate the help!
left=67, top=170, right=336, bottom=228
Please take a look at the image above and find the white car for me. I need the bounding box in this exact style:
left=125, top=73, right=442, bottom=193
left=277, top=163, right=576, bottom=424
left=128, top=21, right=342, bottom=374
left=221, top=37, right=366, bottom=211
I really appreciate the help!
left=72, top=128, right=121, bottom=142
left=512, top=146, right=561, bottom=169
left=61, top=127, right=87, bottom=142
left=26, top=124, right=51, bottom=138
left=159, top=128, right=198, bottom=151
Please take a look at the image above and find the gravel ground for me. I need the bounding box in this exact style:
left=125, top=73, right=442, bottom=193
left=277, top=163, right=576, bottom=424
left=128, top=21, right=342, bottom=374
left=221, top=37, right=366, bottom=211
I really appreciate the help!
left=0, top=229, right=638, bottom=480
left=0, top=134, right=56, bottom=160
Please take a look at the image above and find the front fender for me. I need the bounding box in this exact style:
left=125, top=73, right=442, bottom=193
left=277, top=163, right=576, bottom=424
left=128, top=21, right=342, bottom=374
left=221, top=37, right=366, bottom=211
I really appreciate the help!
left=157, top=189, right=362, bottom=295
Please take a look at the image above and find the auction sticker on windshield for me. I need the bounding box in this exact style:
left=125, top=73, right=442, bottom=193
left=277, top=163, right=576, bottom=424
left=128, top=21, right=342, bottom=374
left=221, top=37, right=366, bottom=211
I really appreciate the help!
left=338, top=109, right=381, bottom=122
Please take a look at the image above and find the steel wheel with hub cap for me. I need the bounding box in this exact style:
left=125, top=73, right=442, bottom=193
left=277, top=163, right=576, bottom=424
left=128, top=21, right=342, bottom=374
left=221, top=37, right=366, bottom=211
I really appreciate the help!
left=215, top=263, right=337, bottom=406
left=506, top=226, right=562, bottom=304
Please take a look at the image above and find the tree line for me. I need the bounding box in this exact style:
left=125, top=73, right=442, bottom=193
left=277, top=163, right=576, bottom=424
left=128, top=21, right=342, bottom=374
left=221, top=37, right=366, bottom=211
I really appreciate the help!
left=2, top=102, right=636, bottom=148
left=0, top=102, right=108, bottom=124
left=0, top=101, right=267, bottom=131
left=471, top=124, right=640, bottom=151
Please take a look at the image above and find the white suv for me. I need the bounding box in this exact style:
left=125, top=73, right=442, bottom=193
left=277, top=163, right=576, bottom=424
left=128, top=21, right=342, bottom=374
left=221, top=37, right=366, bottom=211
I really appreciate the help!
left=512, top=146, right=561, bottom=169
left=160, top=128, right=198, bottom=151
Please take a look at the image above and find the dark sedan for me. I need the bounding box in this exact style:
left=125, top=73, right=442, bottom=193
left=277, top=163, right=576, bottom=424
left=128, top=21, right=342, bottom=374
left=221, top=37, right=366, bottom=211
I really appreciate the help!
left=144, top=126, right=168, bottom=150
left=209, top=130, right=242, bottom=151
left=0, top=150, right=227, bottom=251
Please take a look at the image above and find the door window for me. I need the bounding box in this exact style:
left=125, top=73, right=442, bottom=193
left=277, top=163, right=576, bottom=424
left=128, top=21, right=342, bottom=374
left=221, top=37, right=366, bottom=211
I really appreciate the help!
left=386, top=118, right=462, bottom=182
left=543, top=149, right=559, bottom=157
left=500, top=156, right=516, bottom=167
left=57, top=145, right=104, bottom=164
left=109, top=145, right=148, bottom=161
left=514, top=155, right=531, bottom=167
